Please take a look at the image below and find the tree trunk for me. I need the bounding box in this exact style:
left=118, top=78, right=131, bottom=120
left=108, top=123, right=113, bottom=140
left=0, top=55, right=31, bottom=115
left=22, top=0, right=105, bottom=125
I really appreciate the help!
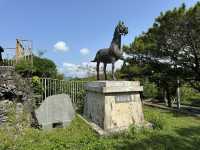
left=166, top=88, right=172, bottom=107
left=177, top=79, right=181, bottom=109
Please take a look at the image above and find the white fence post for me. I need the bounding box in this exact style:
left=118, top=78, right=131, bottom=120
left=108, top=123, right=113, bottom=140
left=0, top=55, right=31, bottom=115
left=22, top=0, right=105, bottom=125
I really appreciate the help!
left=44, top=78, right=47, bottom=100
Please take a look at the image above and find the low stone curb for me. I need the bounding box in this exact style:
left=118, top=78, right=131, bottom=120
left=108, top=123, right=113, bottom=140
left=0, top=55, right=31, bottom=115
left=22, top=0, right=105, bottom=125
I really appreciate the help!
left=77, top=114, right=153, bottom=136
left=77, top=114, right=108, bottom=136
left=143, top=102, right=200, bottom=117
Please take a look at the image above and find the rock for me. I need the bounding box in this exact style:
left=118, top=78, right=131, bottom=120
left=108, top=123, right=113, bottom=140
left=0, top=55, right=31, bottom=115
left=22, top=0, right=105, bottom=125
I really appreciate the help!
left=35, top=94, right=75, bottom=130
left=0, top=100, right=10, bottom=105
left=0, top=85, right=17, bottom=100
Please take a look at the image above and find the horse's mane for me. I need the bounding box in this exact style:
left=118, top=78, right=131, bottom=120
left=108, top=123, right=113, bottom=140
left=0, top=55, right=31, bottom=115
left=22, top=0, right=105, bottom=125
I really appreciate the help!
left=111, top=25, right=121, bottom=49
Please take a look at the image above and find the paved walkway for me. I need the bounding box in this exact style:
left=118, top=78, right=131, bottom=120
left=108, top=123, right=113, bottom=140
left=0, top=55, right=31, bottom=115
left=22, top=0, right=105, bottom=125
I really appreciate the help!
left=143, top=101, right=200, bottom=117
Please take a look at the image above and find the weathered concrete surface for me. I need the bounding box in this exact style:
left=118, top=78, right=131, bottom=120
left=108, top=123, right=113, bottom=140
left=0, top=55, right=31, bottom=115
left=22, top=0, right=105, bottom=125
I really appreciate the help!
left=84, top=81, right=145, bottom=133
left=35, top=94, right=75, bottom=129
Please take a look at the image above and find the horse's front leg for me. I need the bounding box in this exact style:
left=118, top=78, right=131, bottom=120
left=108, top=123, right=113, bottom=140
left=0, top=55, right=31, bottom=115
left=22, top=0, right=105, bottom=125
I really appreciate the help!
left=112, top=62, right=116, bottom=80
left=103, top=63, right=107, bottom=80
left=96, top=62, right=100, bottom=80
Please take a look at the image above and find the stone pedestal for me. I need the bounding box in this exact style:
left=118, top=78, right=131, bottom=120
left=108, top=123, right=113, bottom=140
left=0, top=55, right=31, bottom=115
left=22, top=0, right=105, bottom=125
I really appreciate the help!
left=84, top=81, right=144, bottom=132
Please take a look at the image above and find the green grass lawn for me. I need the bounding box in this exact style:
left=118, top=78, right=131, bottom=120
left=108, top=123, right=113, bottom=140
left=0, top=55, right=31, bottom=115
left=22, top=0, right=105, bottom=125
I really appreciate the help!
left=1, top=106, right=200, bottom=150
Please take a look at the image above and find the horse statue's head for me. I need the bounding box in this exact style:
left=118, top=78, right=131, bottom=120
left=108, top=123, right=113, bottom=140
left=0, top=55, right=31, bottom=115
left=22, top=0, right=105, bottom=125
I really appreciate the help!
left=116, top=21, right=128, bottom=36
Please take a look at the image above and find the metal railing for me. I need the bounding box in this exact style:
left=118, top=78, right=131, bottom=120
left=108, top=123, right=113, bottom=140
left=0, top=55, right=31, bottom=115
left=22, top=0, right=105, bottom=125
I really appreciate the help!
left=1, top=59, right=15, bottom=66
left=39, top=78, right=87, bottom=103
left=1, top=39, right=33, bottom=67
left=1, top=48, right=16, bottom=66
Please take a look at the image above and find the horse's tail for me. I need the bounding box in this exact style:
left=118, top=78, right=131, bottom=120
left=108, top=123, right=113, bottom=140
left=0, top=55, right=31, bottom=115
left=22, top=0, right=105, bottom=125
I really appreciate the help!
left=91, top=56, right=97, bottom=62
left=91, top=59, right=96, bottom=62
left=91, top=51, right=99, bottom=62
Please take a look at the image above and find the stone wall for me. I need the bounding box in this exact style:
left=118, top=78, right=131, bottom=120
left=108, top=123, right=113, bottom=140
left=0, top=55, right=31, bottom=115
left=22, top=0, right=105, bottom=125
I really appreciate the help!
left=0, top=66, right=15, bottom=86
left=0, top=66, right=32, bottom=125
left=0, top=66, right=32, bottom=102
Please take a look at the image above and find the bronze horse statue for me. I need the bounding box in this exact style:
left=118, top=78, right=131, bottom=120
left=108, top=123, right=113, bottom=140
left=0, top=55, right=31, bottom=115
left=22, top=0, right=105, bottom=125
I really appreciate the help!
left=91, top=21, right=128, bottom=80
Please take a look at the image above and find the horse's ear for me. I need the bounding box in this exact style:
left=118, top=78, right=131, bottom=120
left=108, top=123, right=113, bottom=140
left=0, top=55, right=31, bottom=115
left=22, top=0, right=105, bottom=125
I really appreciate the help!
left=118, top=20, right=122, bottom=25
left=116, top=24, right=120, bottom=32
left=0, top=46, right=4, bottom=52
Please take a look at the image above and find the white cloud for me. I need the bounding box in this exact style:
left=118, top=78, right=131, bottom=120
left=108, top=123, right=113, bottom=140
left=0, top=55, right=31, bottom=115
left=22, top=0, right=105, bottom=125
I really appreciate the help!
left=80, top=48, right=90, bottom=55
left=54, top=41, right=69, bottom=52
left=81, top=62, right=96, bottom=68
left=61, top=60, right=124, bottom=78
left=62, top=62, right=96, bottom=78
left=57, top=67, right=64, bottom=74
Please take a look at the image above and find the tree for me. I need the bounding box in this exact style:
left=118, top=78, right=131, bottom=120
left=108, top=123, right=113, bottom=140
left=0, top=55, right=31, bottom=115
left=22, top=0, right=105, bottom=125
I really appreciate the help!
left=15, top=55, right=63, bottom=79
left=32, top=56, right=57, bottom=78
left=15, top=59, right=34, bottom=77
left=123, top=3, right=200, bottom=106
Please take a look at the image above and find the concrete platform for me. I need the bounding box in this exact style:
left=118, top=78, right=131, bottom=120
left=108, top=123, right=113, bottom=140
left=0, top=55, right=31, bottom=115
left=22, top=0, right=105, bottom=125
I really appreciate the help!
left=84, top=81, right=145, bottom=133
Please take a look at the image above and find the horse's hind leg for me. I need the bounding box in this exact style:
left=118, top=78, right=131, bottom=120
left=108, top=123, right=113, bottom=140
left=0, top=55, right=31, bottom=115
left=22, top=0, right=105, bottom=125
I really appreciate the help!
left=103, top=63, right=107, bottom=80
left=112, top=62, right=116, bottom=80
left=96, top=62, right=100, bottom=80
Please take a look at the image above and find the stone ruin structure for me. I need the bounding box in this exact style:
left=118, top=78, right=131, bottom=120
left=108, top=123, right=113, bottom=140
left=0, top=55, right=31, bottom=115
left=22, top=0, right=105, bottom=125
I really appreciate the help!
left=0, top=66, right=32, bottom=125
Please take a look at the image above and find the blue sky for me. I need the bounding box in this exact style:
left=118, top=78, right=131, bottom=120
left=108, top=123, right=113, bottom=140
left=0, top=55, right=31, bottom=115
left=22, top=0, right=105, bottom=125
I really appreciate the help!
left=0, top=0, right=198, bottom=77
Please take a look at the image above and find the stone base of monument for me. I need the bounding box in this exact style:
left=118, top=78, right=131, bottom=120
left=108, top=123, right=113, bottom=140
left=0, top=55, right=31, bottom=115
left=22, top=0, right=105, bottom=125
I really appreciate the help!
left=83, top=81, right=147, bottom=134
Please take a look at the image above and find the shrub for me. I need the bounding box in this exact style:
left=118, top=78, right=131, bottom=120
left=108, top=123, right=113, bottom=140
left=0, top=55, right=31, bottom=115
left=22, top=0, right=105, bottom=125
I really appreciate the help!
left=180, top=85, right=200, bottom=101
left=76, top=90, right=86, bottom=114
left=31, top=76, right=43, bottom=108
left=32, top=76, right=43, bottom=94
left=143, top=82, right=158, bottom=99
left=15, top=59, right=33, bottom=77
left=144, top=110, right=167, bottom=130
